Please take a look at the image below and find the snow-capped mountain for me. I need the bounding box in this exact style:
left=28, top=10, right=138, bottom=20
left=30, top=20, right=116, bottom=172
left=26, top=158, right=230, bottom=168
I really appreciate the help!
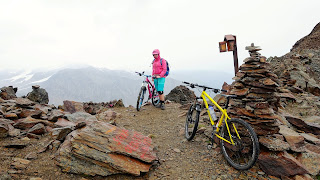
left=0, top=66, right=182, bottom=106
left=0, top=66, right=233, bottom=106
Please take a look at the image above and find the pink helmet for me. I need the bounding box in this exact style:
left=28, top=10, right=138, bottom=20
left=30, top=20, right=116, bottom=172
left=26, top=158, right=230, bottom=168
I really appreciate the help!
left=152, top=49, right=160, bottom=55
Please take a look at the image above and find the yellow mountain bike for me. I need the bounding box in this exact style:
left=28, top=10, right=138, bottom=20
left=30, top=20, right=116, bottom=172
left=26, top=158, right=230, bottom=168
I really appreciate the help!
left=183, top=82, right=259, bottom=170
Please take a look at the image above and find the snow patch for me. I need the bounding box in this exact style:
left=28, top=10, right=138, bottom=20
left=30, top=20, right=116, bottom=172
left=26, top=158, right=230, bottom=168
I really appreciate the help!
left=8, top=70, right=33, bottom=82
left=28, top=75, right=52, bottom=84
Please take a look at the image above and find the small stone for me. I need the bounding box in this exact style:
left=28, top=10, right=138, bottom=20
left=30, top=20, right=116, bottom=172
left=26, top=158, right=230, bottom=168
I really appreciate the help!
left=11, top=158, right=31, bottom=169
left=30, top=178, right=42, bottom=180
left=147, top=134, right=156, bottom=139
left=173, top=148, right=181, bottom=153
left=21, top=137, right=30, bottom=141
left=7, top=169, right=22, bottom=174
left=32, top=85, right=40, bottom=89
left=25, top=152, right=38, bottom=160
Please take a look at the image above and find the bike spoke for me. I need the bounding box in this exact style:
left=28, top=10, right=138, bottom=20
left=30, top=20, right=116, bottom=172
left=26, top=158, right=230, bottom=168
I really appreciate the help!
left=185, top=104, right=200, bottom=141
left=220, top=118, right=259, bottom=170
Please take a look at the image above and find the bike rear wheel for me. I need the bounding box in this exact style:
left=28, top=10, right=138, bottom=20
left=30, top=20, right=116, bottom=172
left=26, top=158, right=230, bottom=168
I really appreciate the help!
left=136, top=87, right=146, bottom=111
left=185, top=104, right=200, bottom=141
left=151, top=89, right=160, bottom=106
left=220, top=118, right=259, bottom=170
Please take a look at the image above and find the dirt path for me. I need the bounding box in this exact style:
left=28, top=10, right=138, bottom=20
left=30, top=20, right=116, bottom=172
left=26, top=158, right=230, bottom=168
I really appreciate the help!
left=0, top=103, right=281, bottom=180
left=110, top=103, right=279, bottom=180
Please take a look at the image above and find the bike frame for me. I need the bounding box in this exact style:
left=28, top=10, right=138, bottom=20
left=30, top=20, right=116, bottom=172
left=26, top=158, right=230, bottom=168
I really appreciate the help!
left=142, top=75, right=156, bottom=99
left=200, top=91, right=238, bottom=145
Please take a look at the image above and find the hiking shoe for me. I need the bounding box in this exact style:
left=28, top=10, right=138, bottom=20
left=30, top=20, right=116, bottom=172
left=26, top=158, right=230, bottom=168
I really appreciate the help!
left=156, top=103, right=162, bottom=108
left=160, top=103, right=165, bottom=110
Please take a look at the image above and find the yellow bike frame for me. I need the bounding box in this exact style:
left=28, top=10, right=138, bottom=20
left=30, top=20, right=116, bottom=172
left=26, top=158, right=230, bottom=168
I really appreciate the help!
left=201, top=91, right=239, bottom=145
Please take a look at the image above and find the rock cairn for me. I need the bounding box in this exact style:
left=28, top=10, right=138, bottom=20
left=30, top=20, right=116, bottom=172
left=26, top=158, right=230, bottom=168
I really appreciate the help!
left=226, top=44, right=320, bottom=178
left=228, top=43, right=280, bottom=135
left=26, top=85, right=49, bottom=104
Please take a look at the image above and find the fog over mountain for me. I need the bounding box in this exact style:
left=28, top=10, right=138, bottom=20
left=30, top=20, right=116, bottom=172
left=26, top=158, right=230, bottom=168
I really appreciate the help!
left=0, top=66, right=233, bottom=106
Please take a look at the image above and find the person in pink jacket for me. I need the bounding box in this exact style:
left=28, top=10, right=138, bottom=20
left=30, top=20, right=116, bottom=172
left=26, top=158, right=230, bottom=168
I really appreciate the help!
left=152, top=49, right=167, bottom=110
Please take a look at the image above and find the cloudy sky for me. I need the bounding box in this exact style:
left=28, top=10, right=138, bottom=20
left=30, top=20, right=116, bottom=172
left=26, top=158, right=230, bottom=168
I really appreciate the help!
left=0, top=0, right=319, bottom=73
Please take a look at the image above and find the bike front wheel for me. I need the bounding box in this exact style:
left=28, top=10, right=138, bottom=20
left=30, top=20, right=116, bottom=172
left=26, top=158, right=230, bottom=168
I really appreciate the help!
left=136, top=87, right=146, bottom=111
left=220, top=118, right=259, bottom=170
left=151, top=89, right=160, bottom=106
left=185, top=104, right=200, bottom=141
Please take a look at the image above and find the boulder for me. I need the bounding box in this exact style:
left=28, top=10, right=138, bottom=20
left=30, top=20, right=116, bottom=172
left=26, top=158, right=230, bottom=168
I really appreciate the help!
left=64, top=112, right=97, bottom=125
left=13, top=117, right=53, bottom=130
left=259, top=135, right=290, bottom=151
left=56, top=120, right=157, bottom=176
left=113, top=99, right=125, bottom=108
left=96, top=109, right=120, bottom=125
left=14, top=97, right=35, bottom=108
left=63, top=100, right=85, bottom=114
left=289, top=69, right=320, bottom=96
left=8, top=124, right=21, bottom=137
left=82, top=100, right=125, bottom=115
left=47, top=109, right=65, bottom=122
left=300, top=133, right=320, bottom=145
left=19, top=109, right=42, bottom=119
left=285, top=115, right=320, bottom=135
left=0, top=86, right=17, bottom=100
left=279, top=125, right=305, bottom=152
left=258, top=151, right=309, bottom=177
left=297, top=152, right=320, bottom=175
left=28, top=123, right=46, bottom=135
left=304, top=116, right=320, bottom=125
left=3, top=112, right=18, bottom=120
left=26, top=85, right=49, bottom=104
left=54, top=118, right=76, bottom=128
left=305, top=143, right=320, bottom=154
left=51, top=126, right=73, bottom=141
left=165, top=85, right=196, bottom=105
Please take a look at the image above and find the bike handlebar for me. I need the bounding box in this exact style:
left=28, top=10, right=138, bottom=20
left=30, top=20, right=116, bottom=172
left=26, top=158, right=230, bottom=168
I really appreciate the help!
left=135, top=71, right=155, bottom=78
left=183, top=81, right=226, bottom=93
left=135, top=71, right=156, bottom=78
left=135, top=71, right=144, bottom=76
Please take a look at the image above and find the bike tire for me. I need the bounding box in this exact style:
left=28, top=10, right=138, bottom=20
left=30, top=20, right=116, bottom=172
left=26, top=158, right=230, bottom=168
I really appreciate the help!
left=185, top=104, right=200, bottom=141
left=136, top=87, right=146, bottom=111
left=220, top=118, right=259, bottom=170
left=151, top=89, right=160, bottom=106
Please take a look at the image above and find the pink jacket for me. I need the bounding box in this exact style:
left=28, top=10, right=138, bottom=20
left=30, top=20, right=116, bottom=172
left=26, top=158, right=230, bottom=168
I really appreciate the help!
left=152, top=57, right=167, bottom=78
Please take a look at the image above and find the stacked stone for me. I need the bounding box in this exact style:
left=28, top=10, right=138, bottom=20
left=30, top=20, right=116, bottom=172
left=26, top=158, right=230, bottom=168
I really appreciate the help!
left=228, top=43, right=280, bottom=135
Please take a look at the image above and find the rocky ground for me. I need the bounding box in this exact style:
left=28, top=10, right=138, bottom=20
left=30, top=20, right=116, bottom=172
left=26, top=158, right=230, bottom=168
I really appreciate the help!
left=1, top=21, right=319, bottom=180
left=1, top=102, right=284, bottom=180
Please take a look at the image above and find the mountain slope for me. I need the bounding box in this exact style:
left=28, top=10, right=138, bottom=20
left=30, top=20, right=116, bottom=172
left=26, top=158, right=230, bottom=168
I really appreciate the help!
left=0, top=66, right=184, bottom=106
left=291, top=22, right=320, bottom=51
left=1, top=66, right=234, bottom=106
left=268, top=22, right=320, bottom=95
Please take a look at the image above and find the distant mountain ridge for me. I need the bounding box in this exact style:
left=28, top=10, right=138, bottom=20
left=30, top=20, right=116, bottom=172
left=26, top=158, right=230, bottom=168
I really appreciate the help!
left=0, top=66, right=233, bottom=106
